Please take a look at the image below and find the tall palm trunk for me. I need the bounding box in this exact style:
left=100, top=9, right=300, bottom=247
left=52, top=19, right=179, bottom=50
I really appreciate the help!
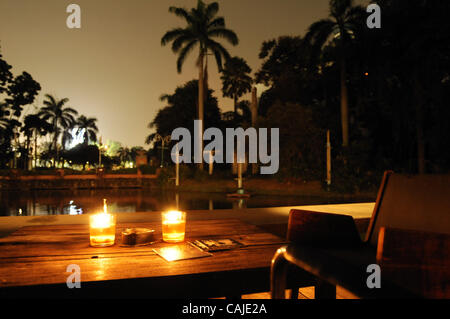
left=340, top=53, right=349, bottom=148
left=233, top=94, right=238, bottom=120
left=34, top=130, right=38, bottom=169
left=25, top=135, right=31, bottom=170
left=197, top=49, right=205, bottom=170
left=53, top=119, right=59, bottom=168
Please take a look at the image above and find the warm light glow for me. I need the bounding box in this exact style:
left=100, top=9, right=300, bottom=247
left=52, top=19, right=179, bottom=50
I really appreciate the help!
left=162, top=246, right=182, bottom=262
left=90, top=199, right=116, bottom=247
left=163, top=210, right=183, bottom=224
left=66, top=128, right=85, bottom=150
left=162, top=210, right=186, bottom=243
left=103, top=198, right=108, bottom=214
left=90, top=213, right=113, bottom=229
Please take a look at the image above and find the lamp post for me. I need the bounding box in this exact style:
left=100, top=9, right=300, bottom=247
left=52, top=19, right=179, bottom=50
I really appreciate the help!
left=175, top=143, right=179, bottom=186
left=326, top=130, right=332, bottom=187
left=154, top=134, right=171, bottom=168
left=171, top=143, right=180, bottom=187
left=98, top=143, right=108, bottom=169
left=251, top=87, right=258, bottom=175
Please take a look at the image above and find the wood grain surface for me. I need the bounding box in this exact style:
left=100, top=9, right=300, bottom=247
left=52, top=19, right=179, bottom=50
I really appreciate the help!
left=0, top=219, right=297, bottom=298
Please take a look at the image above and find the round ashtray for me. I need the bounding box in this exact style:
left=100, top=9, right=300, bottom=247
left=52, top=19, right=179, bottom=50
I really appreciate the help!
left=121, top=228, right=156, bottom=246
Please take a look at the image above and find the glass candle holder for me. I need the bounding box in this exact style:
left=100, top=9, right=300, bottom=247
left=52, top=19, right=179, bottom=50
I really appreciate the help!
left=162, top=210, right=186, bottom=243
left=89, top=213, right=116, bottom=247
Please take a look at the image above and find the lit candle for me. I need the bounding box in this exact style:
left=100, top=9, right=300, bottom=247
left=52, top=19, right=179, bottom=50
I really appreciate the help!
left=90, top=199, right=116, bottom=247
left=162, top=210, right=186, bottom=243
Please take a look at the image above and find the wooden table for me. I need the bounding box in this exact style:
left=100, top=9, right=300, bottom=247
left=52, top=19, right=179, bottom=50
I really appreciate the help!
left=0, top=219, right=312, bottom=298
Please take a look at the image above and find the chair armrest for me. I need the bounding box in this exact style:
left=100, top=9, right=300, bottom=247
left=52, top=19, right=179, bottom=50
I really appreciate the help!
left=287, top=209, right=362, bottom=248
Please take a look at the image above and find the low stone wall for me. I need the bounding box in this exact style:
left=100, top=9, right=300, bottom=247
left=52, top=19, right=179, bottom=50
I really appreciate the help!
left=0, top=174, right=158, bottom=190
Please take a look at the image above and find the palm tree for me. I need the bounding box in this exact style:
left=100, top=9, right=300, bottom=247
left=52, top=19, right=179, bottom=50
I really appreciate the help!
left=161, top=0, right=238, bottom=169
left=20, top=114, right=52, bottom=169
left=38, top=94, right=78, bottom=166
left=305, top=0, right=364, bottom=147
left=220, top=57, right=253, bottom=119
left=76, top=115, right=98, bottom=145
left=117, top=146, right=131, bottom=166
left=0, top=102, right=9, bottom=131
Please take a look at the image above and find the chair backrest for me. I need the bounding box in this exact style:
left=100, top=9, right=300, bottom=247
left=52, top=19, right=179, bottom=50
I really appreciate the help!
left=287, top=210, right=362, bottom=247
left=366, top=171, right=450, bottom=246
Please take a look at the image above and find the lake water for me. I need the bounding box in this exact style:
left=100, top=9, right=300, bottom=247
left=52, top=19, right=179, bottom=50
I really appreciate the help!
left=0, top=189, right=371, bottom=216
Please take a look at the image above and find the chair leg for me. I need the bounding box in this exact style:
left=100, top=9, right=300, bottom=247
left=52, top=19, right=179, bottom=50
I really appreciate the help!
left=271, top=246, right=289, bottom=299
left=315, top=280, right=336, bottom=299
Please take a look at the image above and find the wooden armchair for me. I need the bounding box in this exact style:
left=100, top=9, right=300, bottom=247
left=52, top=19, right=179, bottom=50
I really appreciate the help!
left=271, top=171, right=450, bottom=299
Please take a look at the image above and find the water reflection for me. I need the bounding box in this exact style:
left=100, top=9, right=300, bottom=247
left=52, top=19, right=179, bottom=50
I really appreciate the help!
left=0, top=188, right=368, bottom=216
left=68, top=200, right=83, bottom=215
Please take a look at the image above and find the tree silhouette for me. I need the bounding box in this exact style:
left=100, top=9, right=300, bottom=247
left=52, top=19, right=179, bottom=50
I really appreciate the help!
left=117, top=146, right=131, bottom=165
left=161, top=0, right=238, bottom=169
left=220, top=57, right=252, bottom=119
left=147, top=80, right=221, bottom=148
left=305, top=0, right=364, bottom=147
left=38, top=94, right=78, bottom=166
left=20, top=114, right=52, bottom=168
left=0, top=53, right=41, bottom=167
left=76, top=115, right=98, bottom=145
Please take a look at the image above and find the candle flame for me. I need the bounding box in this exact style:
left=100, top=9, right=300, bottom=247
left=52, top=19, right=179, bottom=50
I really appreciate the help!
left=163, top=210, right=183, bottom=224
left=91, top=213, right=114, bottom=229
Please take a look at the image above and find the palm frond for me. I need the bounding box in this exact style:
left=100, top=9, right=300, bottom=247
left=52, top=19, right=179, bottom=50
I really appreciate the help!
left=196, top=0, right=206, bottom=16
left=345, top=5, right=365, bottom=21
left=168, top=7, right=193, bottom=24
left=56, top=98, right=70, bottom=109
left=161, top=28, right=186, bottom=46
left=88, top=130, right=97, bottom=144
left=162, top=0, right=238, bottom=78
left=43, top=94, right=56, bottom=106
left=145, top=133, right=156, bottom=145
left=208, top=17, right=225, bottom=29
left=207, top=39, right=231, bottom=71
left=305, top=19, right=335, bottom=52
left=171, top=32, right=196, bottom=53
left=212, top=50, right=223, bottom=73
left=330, top=0, right=353, bottom=19
left=207, top=28, right=239, bottom=46
left=205, top=2, right=219, bottom=19
left=176, top=40, right=198, bottom=73
left=63, top=107, right=78, bottom=115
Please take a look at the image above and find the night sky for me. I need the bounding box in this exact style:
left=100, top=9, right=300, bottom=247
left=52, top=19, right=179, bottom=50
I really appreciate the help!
left=0, top=0, right=366, bottom=147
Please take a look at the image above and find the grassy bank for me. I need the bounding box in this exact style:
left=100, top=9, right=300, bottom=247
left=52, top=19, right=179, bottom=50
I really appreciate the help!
left=0, top=167, right=379, bottom=200
left=161, top=176, right=377, bottom=201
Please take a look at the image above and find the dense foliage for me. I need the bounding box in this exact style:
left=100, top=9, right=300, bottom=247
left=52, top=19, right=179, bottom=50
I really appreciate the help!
left=0, top=53, right=41, bottom=167
left=2, top=0, right=449, bottom=192
left=151, top=0, right=450, bottom=192
left=147, top=80, right=222, bottom=146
